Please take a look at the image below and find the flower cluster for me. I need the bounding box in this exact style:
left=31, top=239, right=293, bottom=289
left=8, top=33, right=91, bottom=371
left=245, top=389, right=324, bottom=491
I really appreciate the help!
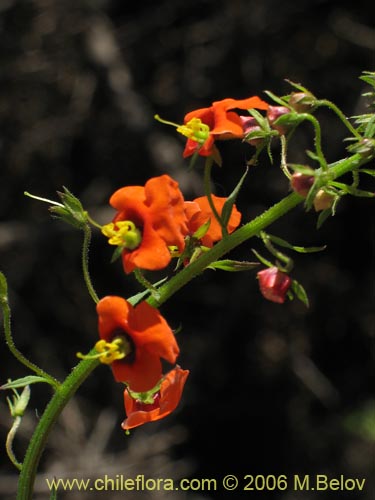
left=75, top=80, right=375, bottom=430
left=96, top=167, right=244, bottom=428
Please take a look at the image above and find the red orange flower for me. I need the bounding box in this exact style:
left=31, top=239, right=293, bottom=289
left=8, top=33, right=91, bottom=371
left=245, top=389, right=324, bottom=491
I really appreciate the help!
left=102, top=175, right=188, bottom=274
left=182, top=96, right=269, bottom=158
left=121, top=367, right=189, bottom=430
left=96, top=296, right=179, bottom=392
left=184, top=195, right=242, bottom=247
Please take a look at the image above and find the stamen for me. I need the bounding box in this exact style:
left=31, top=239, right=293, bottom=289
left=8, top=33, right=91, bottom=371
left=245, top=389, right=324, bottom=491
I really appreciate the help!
left=168, top=245, right=181, bottom=257
left=154, top=114, right=210, bottom=144
left=77, top=336, right=132, bottom=365
left=101, top=221, right=142, bottom=250
left=176, top=118, right=210, bottom=144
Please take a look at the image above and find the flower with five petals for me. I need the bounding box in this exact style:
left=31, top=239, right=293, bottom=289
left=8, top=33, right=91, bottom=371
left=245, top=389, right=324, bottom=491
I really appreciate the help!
left=181, top=96, right=269, bottom=160
left=96, top=296, right=179, bottom=392
left=102, top=175, right=188, bottom=274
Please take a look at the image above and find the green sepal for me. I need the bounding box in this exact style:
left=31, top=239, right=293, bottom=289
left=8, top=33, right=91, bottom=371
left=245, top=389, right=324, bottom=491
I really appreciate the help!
left=263, top=90, right=290, bottom=107
left=291, top=279, right=310, bottom=307
left=273, top=112, right=305, bottom=129
left=207, top=259, right=259, bottom=272
left=126, top=379, right=162, bottom=404
left=284, top=79, right=313, bottom=95
left=6, top=385, right=31, bottom=418
left=316, top=207, right=334, bottom=229
left=347, top=138, right=375, bottom=157
left=110, top=245, right=124, bottom=263
left=192, top=219, right=211, bottom=240
left=266, top=234, right=326, bottom=254
left=287, top=164, right=316, bottom=176
left=49, top=187, right=88, bottom=229
left=221, top=167, right=248, bottom=228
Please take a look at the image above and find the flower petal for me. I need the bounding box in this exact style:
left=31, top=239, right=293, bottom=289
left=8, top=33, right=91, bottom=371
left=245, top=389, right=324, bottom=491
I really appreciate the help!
left=187, top=195, right=242, bottom=247
left=96, top=296, right=131, bottom=341
left=121, top=222, right=171, bottom=273
left=213, top=96, right=269, bottom=112
left=122, top=367, right=189, bottom=430
left=128, top=301, right=179, bottom=365
left=145, top=175, right=188, bottom=251
left=112, top=348, right=162, bottom=392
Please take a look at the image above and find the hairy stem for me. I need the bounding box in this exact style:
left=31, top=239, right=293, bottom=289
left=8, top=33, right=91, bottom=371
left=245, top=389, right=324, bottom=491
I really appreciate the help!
left=0, top=274, right=60, bottom=390
left=14, top=152, right=371, bottom=499
left=16, top=356, right=100, bottom=500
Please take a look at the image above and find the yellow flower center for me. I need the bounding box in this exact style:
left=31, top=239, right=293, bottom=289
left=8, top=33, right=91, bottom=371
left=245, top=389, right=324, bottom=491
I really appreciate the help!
left=77, top=336, right=132, bottom=365
left=101, top=221, right=142, bottom=250
left=176, top=118, right=210, bottom=144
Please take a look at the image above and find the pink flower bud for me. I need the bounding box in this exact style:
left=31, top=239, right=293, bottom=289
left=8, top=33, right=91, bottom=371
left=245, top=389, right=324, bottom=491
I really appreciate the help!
left=290, top=172, right=315, bottom=197
left=267, top=106, right=291, bottom=135
left=239, top=116, right=264, bottom=146
left=257, top=267, right=292, bottom=304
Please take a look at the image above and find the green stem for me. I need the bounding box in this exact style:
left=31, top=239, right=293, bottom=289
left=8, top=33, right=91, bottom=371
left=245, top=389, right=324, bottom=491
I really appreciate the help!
left=147, top=192, right=303, bottom=307
left=302, top=113, right=328, bottom=171
left=6, top=417, right=23, bottom=471
left=147, top=152, right=368, bottom=308
left=14, top=151, right=371, bottom=500
left=82, top=225, right=99, bottom=304
left=260, top=231, right=293, bottom=273
left=280, top=135, right=292, bottom=179
left=134, top=269, right=161, bottom=301
left=0, top=275, right=60, bottom=390
left=16, top=356, right=100, bottom=500
left=203, top=157, right=228, bottom=236
left=317, top=99, right=362, bottom=139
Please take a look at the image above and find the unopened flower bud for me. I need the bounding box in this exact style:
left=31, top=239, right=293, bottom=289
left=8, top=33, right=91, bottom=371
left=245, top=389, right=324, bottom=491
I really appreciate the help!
left=288, top=91, right=316, bottom=113
left=267, top=106, right=291, bottom=135
left=240, top=116, right=264, bottom=146
left=290, top=172, right=315, bottom=197
left=313, top=189, right=334, bottom=212
left=257, top=267, right=292, bottom=304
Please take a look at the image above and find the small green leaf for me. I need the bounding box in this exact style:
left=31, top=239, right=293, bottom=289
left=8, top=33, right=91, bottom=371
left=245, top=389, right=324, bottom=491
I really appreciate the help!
left=207, top=260, right=259, bottom=272
left=264, top=90, right=290, bottom=107
left=291, top=279, right=309, bottom=307
left=1, top=376, right=50, bottom=390
left=360, top=169, right=375, bottom=177
left=267, top=234, right=326, bottom=253
left=127, top=278, right=168, bottom=306
left=330, top=181, right=375, bottom=198
left=316, top=208, right=333, bottom=229
left=251, top=249, right=273, bottom=268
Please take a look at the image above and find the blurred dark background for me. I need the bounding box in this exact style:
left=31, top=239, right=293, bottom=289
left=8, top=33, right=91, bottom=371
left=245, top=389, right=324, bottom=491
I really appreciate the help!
left=0, top=0, right=374, bottom=499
